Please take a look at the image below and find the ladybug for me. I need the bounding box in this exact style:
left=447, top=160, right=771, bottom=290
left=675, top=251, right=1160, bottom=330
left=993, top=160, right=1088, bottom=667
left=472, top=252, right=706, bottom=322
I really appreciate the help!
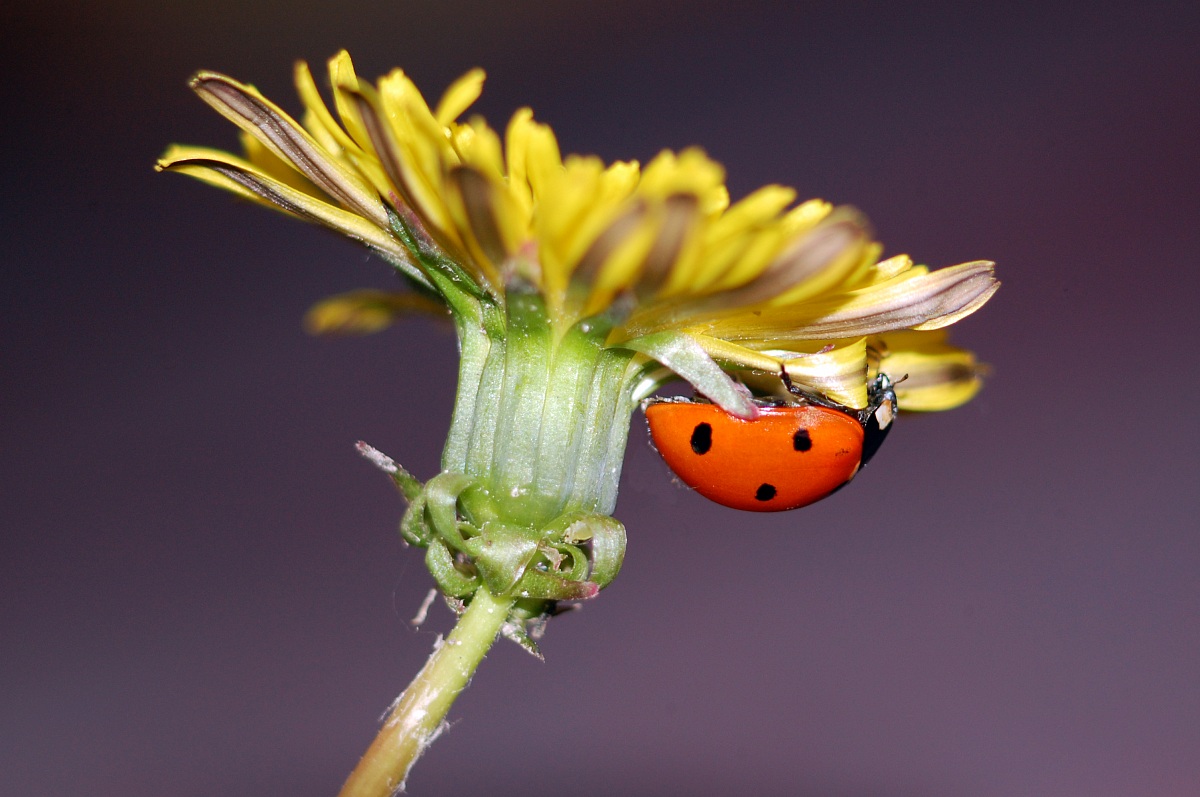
left=644, top=375, right=897, bottom=512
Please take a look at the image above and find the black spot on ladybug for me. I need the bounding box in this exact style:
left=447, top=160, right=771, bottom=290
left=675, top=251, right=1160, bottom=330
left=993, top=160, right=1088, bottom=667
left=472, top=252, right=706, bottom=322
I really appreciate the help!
left=792, top=428, right=812, bottom=452
left=755, top=483, right=777, bottom=501
left=690, top=422, right=713, bottom=455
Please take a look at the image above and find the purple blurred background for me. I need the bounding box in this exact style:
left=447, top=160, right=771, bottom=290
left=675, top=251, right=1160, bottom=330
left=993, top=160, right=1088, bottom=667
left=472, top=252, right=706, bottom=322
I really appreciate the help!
left=4, top=2, right=1198, bottom=795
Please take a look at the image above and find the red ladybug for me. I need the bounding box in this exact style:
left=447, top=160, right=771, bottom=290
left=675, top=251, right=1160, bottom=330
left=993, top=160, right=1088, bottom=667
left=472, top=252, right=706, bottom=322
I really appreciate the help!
left=644, top=375, right=896, bottom=512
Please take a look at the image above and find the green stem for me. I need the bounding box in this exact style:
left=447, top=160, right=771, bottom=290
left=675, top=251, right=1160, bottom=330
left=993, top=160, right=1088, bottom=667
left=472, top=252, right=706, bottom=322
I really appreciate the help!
left=345, top=293, right=643, bottom=793
left=337, top=587, right=516, bottom=797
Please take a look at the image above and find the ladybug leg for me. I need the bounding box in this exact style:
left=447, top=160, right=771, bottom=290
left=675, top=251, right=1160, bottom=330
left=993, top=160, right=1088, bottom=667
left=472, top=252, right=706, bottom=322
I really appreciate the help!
left=863, top=373, right=901, bottom=427
left=858, top=373, right=899, bottom=459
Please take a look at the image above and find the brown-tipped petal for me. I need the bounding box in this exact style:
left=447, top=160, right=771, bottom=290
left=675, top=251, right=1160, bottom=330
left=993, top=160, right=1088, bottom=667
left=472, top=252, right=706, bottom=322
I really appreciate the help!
left=734, top=211, right=871, bottom=307
left=447, top=166, right=510, bottom=272
left=620, top=210, right=872, bottom=339
left=339, top=83, right=477, bottom=270
left=696, top=261, right=998, bottom=341
left=637, top=193, right=700, bottom=294
left=189, top=72, right=389, bottom=229
left=338, top=84, right=416, bottom=210
left=158, top=149, right=429, bottom=288
left=890, top=358, right=984, bottom=411
left=573, top=203, right=648, bottom=282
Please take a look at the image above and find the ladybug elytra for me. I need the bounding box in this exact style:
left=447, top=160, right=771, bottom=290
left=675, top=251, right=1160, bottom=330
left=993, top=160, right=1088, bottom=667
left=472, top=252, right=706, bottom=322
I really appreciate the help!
left=644, top=375, right=897, bottom=512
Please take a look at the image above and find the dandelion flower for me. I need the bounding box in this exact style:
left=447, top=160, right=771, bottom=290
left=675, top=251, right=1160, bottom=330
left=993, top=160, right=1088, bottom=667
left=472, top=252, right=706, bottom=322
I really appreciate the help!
left=158, top=52, right=996, bottom=796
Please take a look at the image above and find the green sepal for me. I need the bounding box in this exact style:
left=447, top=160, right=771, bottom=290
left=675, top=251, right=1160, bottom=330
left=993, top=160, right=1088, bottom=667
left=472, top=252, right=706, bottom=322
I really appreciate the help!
left=548, top=542, right=590, bottom=582
left=399, top=490, right=432, bottom=547
left=548, top=513, right=628, bottom=589
left=513, top=570, right=599, bottom=601
left=386, top=207, right=494, bottom=306
left=580, top=517, right=626, bottom=589
left=425, top=539, right=479, bottom=597
left=617, top=330, right=757, bottom=418
left=423, top=472, right=477, bottom=552
left=499, top=622, right=544, bottom=660
left=356, top=441, right=424, bottom=506
left=471, top=522, right=544, bottom=594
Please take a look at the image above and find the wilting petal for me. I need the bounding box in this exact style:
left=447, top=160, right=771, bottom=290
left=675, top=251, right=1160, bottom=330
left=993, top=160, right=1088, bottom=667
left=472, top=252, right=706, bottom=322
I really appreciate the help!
left=236, top=130, right=320, bottom=195
left=304, top=289, right=449, bottom=334
left=703, top=199, right=832, bottom=293
left=688, top=260, right=998, bottom=341
left=189, top=71, right=390, bottom=229
left=157, top=146, right=429, bottom=287
left=444, top=165, right=520, bottom=276
left=617, top=331, right=757, bottom=418
left=725, top=209, right=874, bottom=308
left=339, top=81, right=494, bottom=295
left=637, top=193, right=702, bottom=294
left=661, top=184, right=797, bottom=295
left=579, top=206, right=660, bottom=317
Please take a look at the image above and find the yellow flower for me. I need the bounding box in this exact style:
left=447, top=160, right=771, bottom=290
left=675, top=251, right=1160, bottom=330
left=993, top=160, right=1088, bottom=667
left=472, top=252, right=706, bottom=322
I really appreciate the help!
left=158, top=50, right=996, bottom=414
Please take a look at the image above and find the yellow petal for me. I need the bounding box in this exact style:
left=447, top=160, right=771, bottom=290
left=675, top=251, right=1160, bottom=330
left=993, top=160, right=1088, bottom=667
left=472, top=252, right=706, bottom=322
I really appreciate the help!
left=327, top=50, right=375, bottom=153
left=444, top=165, right=520, bottom=276
left=503, top=108, right=536, bottom=216
left=689, top=260, right=999, bottom=341
left=434, top=68, right=486, bottom=126
left=156, top=146, right=427, bottom=286
left=778, top=338, right=869, bottom=408
left=293, top=59, right=362, bottom=156
left=524, top=119, right=565, bottom=199
left=662, top=184, right=797, bottom=294
left=189, top=70, right=389, bottom=228
left=304, top=289, right=448, bottom=334
left=872, top=330, right=986, bottom=411
left=690, top=335, right=869, bottom=409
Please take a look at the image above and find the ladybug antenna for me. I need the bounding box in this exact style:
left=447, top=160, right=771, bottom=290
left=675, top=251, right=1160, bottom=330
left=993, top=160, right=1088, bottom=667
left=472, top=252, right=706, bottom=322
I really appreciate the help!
left=779, top=364, right=794, bottom=393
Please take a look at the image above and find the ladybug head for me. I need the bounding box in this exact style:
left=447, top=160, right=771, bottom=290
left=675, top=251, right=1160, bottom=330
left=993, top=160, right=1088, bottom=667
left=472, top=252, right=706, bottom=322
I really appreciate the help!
left=859, top=374, right=899, bottom=467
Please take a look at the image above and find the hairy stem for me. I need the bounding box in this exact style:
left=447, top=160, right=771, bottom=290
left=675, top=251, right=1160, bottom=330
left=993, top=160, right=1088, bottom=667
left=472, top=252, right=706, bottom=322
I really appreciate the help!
left=337, top=587, right=515, bottom=797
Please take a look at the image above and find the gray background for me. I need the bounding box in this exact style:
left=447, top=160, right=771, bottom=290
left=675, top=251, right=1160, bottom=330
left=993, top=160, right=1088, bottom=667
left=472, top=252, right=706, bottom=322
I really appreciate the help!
left=4, top=1, right=1198, bottom=795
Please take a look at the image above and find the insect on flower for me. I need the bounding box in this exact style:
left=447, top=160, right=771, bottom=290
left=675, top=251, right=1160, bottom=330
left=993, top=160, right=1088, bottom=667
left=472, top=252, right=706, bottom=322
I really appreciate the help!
left=159, top=51, right=999, bottom=794
left=644, top=373, right=898, bottom=512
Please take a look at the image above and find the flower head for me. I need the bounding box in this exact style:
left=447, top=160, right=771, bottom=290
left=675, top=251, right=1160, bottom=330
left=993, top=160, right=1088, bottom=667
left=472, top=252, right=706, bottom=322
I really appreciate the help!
left=159, top=55, right=1001, bottom=788
left=158, top=51, right=996, bottom=415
